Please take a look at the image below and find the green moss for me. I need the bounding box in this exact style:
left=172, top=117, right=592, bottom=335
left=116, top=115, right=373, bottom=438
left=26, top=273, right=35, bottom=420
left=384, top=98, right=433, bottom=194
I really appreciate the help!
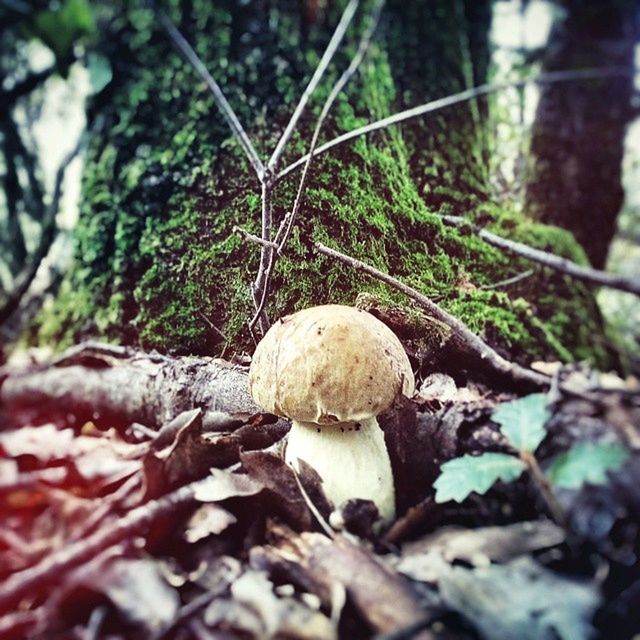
left=30, top=0, right=613, bottom=369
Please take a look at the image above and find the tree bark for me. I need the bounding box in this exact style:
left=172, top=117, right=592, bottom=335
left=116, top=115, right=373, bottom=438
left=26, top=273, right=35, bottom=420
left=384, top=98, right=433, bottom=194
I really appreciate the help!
left=0, top=344, right=259, bottom=428
left=525, top=0, right=637, bottom=269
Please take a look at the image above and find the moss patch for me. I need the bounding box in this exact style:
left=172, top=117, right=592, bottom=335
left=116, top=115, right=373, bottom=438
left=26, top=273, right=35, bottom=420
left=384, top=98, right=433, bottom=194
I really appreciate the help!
left=31, top=0, right=613, bottom=369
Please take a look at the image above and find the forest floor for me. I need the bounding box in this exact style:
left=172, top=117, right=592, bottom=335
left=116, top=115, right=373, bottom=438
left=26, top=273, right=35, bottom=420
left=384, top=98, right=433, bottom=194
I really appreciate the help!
left=0, top=338, right=638, bottom=640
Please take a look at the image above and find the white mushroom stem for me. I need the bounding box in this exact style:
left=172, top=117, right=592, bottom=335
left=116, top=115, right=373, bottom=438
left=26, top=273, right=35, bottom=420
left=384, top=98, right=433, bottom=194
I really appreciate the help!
left=284, top=417, right=395, bottom=523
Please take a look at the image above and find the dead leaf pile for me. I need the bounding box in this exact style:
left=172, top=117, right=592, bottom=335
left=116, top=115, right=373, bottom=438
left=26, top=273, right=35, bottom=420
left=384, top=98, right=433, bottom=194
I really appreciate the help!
left=0, top=358, right=638, bottom=639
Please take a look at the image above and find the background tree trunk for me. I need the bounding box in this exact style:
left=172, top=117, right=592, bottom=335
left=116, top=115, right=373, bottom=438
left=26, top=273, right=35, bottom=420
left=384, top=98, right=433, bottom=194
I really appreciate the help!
left=27, top=0, right=614, bottom=369
left=525, top=0, right=637, bottom=269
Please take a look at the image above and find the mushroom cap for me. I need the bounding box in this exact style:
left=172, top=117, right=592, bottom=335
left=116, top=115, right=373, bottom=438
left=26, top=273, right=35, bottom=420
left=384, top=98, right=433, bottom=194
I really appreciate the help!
left=249, top=304, right=415, bottom=423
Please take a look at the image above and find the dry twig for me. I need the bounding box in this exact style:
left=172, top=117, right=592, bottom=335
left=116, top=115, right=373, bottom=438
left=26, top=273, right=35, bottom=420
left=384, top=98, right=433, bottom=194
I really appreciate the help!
left=249, top=180, right=274, bottom=333
left=250, top=0, right=385, bottom=331
left=148, top=0, right=265, bottom=180
left=249, top=0, right=361, bottom=331
left=266, top=0, right=360, bottom=173
left=277, top=67, right=633, bottom=181
left=479, top=269, right=536, bottom=290
left=274, top=0, right=385, bottom=253
left=314, top=242, right=550, bottom=388
left=441, top=215, right=640, bottom=297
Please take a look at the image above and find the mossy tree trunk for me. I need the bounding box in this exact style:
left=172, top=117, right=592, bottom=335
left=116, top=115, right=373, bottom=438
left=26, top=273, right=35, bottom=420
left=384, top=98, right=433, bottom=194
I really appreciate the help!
left=32, top=0, right=613, bottom=369
left=525, top=0, right=636, bottom=269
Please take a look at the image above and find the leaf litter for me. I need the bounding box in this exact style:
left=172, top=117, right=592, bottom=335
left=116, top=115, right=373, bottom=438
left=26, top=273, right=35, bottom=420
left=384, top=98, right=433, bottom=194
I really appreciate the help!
left=0, top=360, right=638, bottom=639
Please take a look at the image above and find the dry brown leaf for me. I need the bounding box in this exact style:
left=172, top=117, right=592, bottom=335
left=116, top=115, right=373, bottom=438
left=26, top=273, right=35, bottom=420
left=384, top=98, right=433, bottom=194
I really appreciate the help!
left=193, top=468, right=264, bottom=503
left=394, top=520, right=565, bottom=583
left=204, top=569, right=336, bottom=639
left=254, top=526, right=432, bottom=636
left=185, top=504, right=238, bottom=543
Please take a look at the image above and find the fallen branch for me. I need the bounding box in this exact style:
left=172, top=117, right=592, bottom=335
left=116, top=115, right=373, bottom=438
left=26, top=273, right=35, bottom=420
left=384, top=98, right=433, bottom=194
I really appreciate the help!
left=277, top=66, right=633, bottom=181
left=314, top=242, right=550, bottom=388
left=0, top=477, right=205, bottom=616
left=0, top=343, right=258, bottom=428
left=147, top=0, right=265, bottom=180
left=441, top=215, right=640, bottom=297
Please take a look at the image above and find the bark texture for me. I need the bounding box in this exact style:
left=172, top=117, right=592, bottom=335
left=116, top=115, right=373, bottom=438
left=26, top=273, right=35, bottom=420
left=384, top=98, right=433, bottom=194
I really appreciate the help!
left=525, top=0, right=637, bottom=268
left=0, top=345, right=258, bottom=427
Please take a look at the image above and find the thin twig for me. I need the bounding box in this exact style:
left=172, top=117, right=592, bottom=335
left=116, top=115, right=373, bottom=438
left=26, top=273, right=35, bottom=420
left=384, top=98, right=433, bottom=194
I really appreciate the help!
left=130, top=422, right=158, bottom=440
left=85, top=605, right=109, bottom=640
left=249, top=1, right=382, bottom=332
left=479, top=269, right=536, bottom=290
left=249, top=180, right=273, bottom=332
left=153, top=590, right=218, bottom=640
left=146, top=0, right=265, bottom=180
left=442, top=215, right=640, bottom=297
left=313, top=242, right=550, bottom=388
left=275, top=0, right=385, bottom=252
left=267, top=0, right=360, bottom=172
left=292, top=471, right=336, bottom=539
left=277, top=66, right=633, bottom=181
left=197, top=310, right=228, bottom=341
left=520, top=451, right=567, bottom=527
left=250, top=0, right=361, bottom=329
left=233, top=226, right=278, bottom=251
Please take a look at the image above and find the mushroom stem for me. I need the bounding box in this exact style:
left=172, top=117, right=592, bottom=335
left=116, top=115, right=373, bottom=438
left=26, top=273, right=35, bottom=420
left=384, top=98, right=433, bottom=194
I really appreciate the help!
left=285, top=417, right=395, bottom=523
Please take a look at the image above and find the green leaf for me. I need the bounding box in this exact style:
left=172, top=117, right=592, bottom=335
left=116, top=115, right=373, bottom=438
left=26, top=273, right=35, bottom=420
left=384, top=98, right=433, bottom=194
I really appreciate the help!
left=31, top=0, right=95, bottom=72
left=548, top=442, right=630, bottom=489
left=434, top=453, right=527, bottom=503
left=62, top=0, right=94, bottom=33
left=493, top=393, right=550, bottom=453
left=86, top=53, right=112, bottom=94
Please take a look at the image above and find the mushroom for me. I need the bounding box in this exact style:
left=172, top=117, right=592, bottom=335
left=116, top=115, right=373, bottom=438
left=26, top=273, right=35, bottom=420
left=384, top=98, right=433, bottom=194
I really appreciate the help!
left=248, top=304, right=415, bottom=523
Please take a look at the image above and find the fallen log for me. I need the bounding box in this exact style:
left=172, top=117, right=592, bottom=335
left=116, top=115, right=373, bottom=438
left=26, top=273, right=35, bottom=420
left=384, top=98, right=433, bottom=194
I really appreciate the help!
left=0, top=343, right=259, bottom=429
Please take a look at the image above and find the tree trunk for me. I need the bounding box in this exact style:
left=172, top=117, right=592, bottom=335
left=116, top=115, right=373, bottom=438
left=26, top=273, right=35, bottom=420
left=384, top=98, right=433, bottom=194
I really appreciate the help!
left=29, top=0, right=614, bottom=369
left=525, top=0, right=636, bottom=269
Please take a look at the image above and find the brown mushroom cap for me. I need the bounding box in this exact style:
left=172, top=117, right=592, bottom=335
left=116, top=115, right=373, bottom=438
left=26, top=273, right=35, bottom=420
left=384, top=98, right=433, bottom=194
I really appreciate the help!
left=249, top=304, right=415, bottom=423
